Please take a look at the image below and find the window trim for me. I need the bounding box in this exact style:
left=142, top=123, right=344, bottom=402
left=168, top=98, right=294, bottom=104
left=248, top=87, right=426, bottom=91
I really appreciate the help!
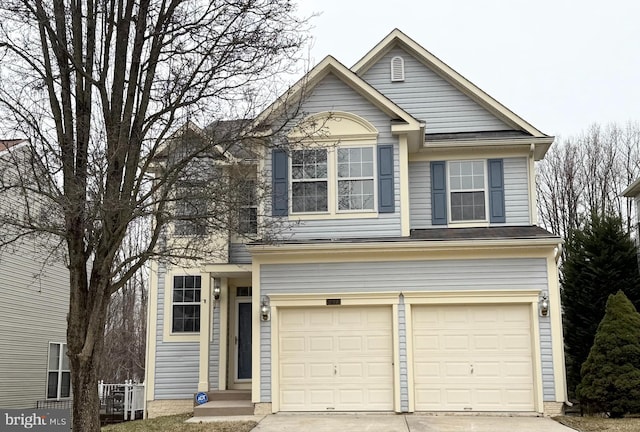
left=447, top=159, right=489, bottom=224
left=288, top=143, right=378, bottom=218
left=46, top=342, right=71, bottom=400
left=163, top=268, right=203, bottom=342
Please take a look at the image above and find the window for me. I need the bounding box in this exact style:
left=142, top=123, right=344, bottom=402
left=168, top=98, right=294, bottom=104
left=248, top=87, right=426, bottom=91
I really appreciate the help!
left=174, top=186, right=207, bottom=236
left=172, top=275, right=201, bottom=333
left=291, top=149, right=328, bottom=213
left=337, top=147, right=374, bottom=210
left=47, top=343, right=70, bottom=399
left=449, top=160, right=486, bottom=221
left=238, top=180, right=258, bottom=234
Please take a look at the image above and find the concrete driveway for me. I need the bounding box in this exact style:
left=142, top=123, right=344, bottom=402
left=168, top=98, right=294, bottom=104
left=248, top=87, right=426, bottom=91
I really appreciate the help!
left=250, top=413, right=576, bottom=432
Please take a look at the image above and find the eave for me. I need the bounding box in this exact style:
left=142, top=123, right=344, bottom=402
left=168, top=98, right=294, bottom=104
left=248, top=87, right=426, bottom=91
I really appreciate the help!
left=622, top=177, right=640, bottom=197
left=418, top=136, right=555, bottom=160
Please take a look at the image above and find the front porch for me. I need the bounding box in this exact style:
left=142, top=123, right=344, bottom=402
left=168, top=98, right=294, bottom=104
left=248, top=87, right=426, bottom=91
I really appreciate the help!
left=195, top=264, right=256, bottom=416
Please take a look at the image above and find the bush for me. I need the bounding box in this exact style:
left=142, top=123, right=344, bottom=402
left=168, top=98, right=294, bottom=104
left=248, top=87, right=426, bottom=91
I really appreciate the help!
left=577, top=290, right=640, bottom=417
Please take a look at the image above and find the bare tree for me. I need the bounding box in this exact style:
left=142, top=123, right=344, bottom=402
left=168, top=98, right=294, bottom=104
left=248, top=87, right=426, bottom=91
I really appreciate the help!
left=0, top=1, right=308, bottom=430
left=537, top=121, right=640, bottom=239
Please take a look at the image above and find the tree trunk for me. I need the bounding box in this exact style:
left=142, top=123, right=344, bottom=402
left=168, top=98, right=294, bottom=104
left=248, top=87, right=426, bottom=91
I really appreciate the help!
left=70, top=356, right=102, bottom=431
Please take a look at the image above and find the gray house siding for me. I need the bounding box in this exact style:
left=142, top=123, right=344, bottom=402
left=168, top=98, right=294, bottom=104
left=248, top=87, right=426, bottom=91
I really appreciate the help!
left=154, top=264, right=200, bottom=399
left=259, top=258, right=552, bottom=406
left=0, top=239, right=69, bottom=409
left=266, top=73, right=402, bottom=239
left=229, top=243, right=252, bottom=264
left=539, top=316, right=556, bottom=400
left=398, top=295, right=409, bottom=412
left=361, top=46, right=511, bottom=134
left=408, top=157, right=530, bottom=229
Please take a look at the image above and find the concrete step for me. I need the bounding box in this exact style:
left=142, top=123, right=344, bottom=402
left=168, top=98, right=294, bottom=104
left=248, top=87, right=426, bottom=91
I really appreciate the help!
left=194, top=390, right=251, bottom=404
left=193, top=400, right=254, bottom=417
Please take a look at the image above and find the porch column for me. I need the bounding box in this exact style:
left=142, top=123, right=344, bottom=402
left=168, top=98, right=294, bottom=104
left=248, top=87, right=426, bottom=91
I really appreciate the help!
left=197, top=273, right=212, bottom=392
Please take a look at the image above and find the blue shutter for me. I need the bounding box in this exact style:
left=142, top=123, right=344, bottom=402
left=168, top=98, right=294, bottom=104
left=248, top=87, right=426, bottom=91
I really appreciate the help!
left=272, top=149, right=288, bottom=216
left=488, top=158, right=506, bottom=223
left=430, top=161, right=447, bottom=225
left=377, top=145, right=395, bottom=213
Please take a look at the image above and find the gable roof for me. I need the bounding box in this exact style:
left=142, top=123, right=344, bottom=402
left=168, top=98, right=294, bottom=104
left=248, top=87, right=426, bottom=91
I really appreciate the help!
left=352, top=29, right=549, bottom=138
left=253, top=55, right=424, bottom=147
left=622, top=177, right=640, bottom=198
left=0, top=139, right=28, bottom=155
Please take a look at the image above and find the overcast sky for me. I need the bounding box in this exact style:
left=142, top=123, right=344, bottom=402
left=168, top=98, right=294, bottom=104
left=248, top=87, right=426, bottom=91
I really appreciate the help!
left=296, top=1, right=640, bottom=138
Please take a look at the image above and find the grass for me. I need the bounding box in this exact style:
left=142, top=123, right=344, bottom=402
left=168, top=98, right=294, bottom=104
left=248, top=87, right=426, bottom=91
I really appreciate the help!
left=101, top=414, right=257, bottom=432
left=554, top=416, right=640, bottom=432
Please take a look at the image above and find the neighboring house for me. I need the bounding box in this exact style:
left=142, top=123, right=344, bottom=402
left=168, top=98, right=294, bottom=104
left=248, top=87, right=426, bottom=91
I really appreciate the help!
left=144, top=29, right=567, bottom=417
left=0, top=139, right=70, bottom=408
left=622, top=178, right=640, bottom=243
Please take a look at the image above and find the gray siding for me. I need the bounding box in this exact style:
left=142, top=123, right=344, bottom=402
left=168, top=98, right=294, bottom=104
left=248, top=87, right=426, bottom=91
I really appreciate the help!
left=503, top=157, right=530, bottom=225
left=0, top=239, right=69, bottom=409
left=267, top=73, right=402, bottom=239
left=398, top=295, right=409, bottom=412
left=209, top=305, right=220, bottom=388
left=539, top=316, right=556, bottom=401
left=361, top=46, right=511, bottom=133
left=408, top=161, right=431, bottom=229
left=408, top=157, right=531, bottom=229
left=260, top=320, right=271, bottom=402
left=154, top=264, right=200, bottom=399
left=260, top=258, right=553, bottom=405
left=229, top=243, right=252, bottom=264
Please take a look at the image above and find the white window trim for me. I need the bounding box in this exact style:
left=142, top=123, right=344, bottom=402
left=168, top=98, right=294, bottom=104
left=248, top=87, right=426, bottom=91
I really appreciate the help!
left=289, top=143, right=378, bottom=219
left=47, top=342, right=70, bottom=400
left=447, top=159, right=489, bottom=224
left=163, top=268, right=203, bottom=342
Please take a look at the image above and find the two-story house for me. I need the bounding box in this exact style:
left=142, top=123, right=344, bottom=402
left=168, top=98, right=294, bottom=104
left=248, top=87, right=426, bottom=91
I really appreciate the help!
left=0, top=139, right=71, bottom=408
left=144, top=29, right=566, bottom=418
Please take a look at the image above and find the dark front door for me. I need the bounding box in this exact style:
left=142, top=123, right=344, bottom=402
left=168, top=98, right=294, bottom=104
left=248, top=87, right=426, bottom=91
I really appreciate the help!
left=237, top=302, right=252, bottom=380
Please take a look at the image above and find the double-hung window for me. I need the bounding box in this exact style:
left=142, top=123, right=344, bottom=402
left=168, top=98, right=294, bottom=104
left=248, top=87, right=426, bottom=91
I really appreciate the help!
left=174, top=185, right=208, bottom=236
left=47, top=342, right=70, bottom=399
left=337, top=147, right=375, bottom=211
left=449, top=160, right=486, bottom=221
left=238, top=179, right=258, bottom=234
left=172, top=275, right=201, bottom=333
left=291, top=149, right=328, bottom=213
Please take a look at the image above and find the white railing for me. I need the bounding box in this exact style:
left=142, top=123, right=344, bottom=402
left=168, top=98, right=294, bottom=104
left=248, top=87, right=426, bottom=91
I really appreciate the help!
left=98, top=380, right=144, bottom=421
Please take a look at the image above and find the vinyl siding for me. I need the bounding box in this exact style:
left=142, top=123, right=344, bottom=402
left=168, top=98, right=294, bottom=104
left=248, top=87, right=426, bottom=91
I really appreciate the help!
left=260, top=258, right=553, bottom=404
left=503, top=157, right=530, bottom=225
left=229, top=243, right=251, bottom=264
left=361, top=46, right=511, bottom=133
left=209, top=305, right=220, bottom=388
left=154, top=264, right=200, bottom=399
left=539, top=316, right=556, bottom=401
left=266, top=73, right=402, bottom=239
left=398, top=295, right=409, bottom=412
left=408, top=157, right=530, bottom=229
left=0, top=239, right=69, bottom=409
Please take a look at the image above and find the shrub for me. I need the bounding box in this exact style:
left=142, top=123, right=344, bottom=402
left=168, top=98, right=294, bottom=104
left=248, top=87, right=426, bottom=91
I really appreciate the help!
left=577, top=290, right=640, bottom=417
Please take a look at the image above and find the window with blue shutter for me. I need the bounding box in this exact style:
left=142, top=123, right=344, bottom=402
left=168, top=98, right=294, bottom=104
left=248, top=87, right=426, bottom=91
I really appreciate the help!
left=377, top=145, right=394, bottom=213
left=272, top=149, right=288, bottom=216
left=488, top=158, right=506, bottom=223
left=430, top=161, right=447, bottom=225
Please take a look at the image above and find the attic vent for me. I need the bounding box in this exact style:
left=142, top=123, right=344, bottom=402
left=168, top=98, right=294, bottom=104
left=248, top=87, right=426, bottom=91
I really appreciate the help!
left=391, top=56, right=405, bottom=82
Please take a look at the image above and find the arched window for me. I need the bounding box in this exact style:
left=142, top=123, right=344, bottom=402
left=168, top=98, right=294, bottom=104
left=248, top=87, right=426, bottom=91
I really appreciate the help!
left=391, top=56, right=404, bottom=82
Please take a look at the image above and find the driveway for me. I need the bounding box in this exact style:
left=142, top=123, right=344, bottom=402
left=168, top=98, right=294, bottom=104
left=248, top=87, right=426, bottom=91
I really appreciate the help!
left=251, top=413, right=576, bottom=432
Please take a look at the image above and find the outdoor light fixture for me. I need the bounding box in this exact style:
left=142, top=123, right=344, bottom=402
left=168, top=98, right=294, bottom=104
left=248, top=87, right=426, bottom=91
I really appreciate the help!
left=260, top=296, right=270, bottom=321
left=539, top=291, right=549, bottom=317
left=213, top=278, right=221, bottom=301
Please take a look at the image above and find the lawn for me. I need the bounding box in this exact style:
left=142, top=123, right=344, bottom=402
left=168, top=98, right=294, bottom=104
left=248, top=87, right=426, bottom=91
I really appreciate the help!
left=554, top=416, right=640, bottom=432
left=101, top=414, right=257, bottom=432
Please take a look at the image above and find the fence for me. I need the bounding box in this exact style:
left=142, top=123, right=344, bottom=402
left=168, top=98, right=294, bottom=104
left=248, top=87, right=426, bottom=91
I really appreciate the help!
left=98, top=380, right=144, bottom=422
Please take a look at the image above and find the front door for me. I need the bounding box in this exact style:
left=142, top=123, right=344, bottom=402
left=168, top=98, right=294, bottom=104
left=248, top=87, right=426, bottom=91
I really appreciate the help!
left=230, top=286, right=252, bottom=387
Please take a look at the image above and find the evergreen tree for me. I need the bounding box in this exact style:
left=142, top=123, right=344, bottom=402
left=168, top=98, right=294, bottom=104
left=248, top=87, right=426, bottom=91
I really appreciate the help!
left=577, top=291, right=640, bottom=417
left=561, top=214, right=640, bottom=397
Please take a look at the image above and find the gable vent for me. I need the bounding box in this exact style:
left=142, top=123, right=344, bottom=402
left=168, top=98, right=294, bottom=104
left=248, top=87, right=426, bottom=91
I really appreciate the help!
left=391, top=56, right=405, bottom=82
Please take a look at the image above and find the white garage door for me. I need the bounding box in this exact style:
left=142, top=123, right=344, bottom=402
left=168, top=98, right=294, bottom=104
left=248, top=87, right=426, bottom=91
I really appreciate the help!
left=278, top=306, right=394, bottom=411
left=412, top=304, right=534, bottom=412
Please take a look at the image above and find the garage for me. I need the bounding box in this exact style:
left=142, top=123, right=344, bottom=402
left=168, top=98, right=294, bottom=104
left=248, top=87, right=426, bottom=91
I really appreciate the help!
left=278, top=306, right=394, bottom=411
left=412, top=304, right=535, bottom=412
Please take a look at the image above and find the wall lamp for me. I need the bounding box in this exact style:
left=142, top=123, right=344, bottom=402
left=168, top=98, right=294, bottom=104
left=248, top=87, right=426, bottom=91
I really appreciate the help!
left=539, top=291, right=549, bottom=317
left=260, top=296, right=271, bottom=321
left=213, top=278, right=221, bottom=301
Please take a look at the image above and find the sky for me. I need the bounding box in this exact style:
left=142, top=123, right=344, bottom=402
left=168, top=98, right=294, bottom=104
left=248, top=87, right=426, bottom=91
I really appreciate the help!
left=296, top=1, right=640, bottom=138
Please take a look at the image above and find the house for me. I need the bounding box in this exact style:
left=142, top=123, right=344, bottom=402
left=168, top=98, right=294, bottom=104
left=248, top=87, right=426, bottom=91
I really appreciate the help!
left=622, top=178, right=640, bottom=242
left=0, top=139, right=70, bottom=408
left=144, top=29, right=567, bottom=417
